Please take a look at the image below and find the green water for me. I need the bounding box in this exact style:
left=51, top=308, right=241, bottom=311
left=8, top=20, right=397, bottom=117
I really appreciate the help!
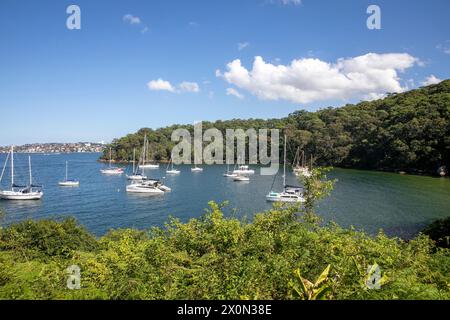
left=319, top=168, right=450, bottom=238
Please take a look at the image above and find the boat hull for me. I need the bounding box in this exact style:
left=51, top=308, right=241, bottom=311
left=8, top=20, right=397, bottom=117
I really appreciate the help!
left=233, top=170, right=255, bottom=175
left=100, top=168, right=124, bottom=175
left=126, top=175, right=147, bottom=180
left=0, top=191, right=43, bottom=200
left=166, top=170, right=180, bottom=175
left=58, top=181, right=79, bottom=187
left=126, top=185, right=164, bottom=194
left=139, top=164, right=160, bottom=169
left=266, top=192, right=304, bottom=203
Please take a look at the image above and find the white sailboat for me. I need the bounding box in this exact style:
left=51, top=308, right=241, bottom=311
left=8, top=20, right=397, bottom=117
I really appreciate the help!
left=100, top=147, right=124, bottom=175
left=223, top=163, right=237, bottom=177
left=233, top=165, right=255, bottom=175
left=166, top=157, right=180, bottom=175
left=58, top=161, right=79, bottom=186
left=0, top=146, right=43, bottom=200
left=233, top=174, right=250, bottom=182
left=126, top=148, right=147, bottom=180
left=191, top=164, right=203, bottom=172
left=266, top=136, right=305, bottom=203
left=139, top=135, right=159, bottom=169
left=293, top=148, right=312, bottom=178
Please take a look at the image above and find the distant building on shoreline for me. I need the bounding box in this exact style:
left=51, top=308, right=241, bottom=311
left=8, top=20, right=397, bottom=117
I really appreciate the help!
left=0, top=142, right=105, bottom=154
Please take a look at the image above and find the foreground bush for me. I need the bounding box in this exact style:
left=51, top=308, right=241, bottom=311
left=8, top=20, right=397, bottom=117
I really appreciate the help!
left=0, top=203, right=449, bottom=300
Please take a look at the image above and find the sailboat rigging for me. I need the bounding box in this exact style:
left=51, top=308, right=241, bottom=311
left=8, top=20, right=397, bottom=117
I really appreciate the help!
left=0, top=146, right=43, bottom=200
left=59, top=161, right=79, bottom=186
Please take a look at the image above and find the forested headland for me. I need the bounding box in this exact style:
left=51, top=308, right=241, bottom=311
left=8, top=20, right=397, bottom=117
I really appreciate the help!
left=101, top=80, right=450, bottom=175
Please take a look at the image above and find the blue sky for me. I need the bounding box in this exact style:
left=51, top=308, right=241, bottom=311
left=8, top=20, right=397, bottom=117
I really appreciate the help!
left=0, top=0, right=449, bottom=145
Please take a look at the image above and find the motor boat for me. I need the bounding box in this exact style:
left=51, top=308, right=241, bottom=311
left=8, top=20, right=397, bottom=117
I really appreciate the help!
left=191, top=166, right=203, bottom=172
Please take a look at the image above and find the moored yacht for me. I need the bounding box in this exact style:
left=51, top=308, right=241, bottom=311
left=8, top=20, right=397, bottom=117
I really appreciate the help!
left=126, top=148, right=147, bottom=180
left=138, top=134, right=159, bottom=169
left=58, top=161, right=79, bottom=187
left=166, top=157, right=180, bottom=175
left=0, top=146, right=43, bottom=200
left=100, top=147, right=124, bottom=175
left=233, top=165, right=255, bottom=175
left=266, top=136, right=305, bottom=203
left=191, top=166, right=203, bottom=172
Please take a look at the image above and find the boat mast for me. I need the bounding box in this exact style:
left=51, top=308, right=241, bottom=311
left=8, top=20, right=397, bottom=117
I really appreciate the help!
left=109, top=147, right=112, bottom=168
left=143, top=134, right=147, bottom=165
left=11, top=146, right=14, bottom=188
left=283, top=135, right=286, bottom=188
left=28, top=156, right=32, bottom=186
left=132, top=148, right=136, bottom=174
left=66, top=161, right=68, bottom=181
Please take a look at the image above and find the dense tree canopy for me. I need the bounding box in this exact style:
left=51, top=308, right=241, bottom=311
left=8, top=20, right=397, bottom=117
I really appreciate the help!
left=102, top=80, right=450, bottom=174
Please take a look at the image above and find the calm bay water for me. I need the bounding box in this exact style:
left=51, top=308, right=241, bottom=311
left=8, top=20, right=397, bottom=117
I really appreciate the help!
left=0, top=152, right=449, bottom=238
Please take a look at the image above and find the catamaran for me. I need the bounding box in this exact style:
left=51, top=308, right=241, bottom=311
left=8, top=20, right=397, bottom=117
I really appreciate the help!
left=166, top=157, right=180, bottom=175
left=0, top=146, right=43, bottom=200
left=100, top=147, right=124, bottom=175
left=126, top=148, right=147, bottom=180
left=266, top=136, right=305, bottom=203
left=139, top=134, right=159, bottom=169
left=58, top=161, right=79, bottom=186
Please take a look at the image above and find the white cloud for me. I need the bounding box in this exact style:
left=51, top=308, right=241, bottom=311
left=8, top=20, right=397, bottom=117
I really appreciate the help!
left=147, top=79, right=176, bottom=92
left=238, top=42, right=250, bottom=51
left=421, top=75, right=442, bottom=86
left=147, top=79, right=200, bottom=93
left=188, top=21, right=199, bottom=27
left=179, top=81, right=200, bottom=93
left=217, top=53, right=419, bottom=104
left=141, top=26, right=149, bottom=34
left=123, top=14, right=141, bottom=25
left=226, top=88, right=245, bottom=99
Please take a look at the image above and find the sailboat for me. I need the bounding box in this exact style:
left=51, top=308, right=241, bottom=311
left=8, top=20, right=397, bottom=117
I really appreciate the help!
left=0, top=146, right=43, bottom=200
left=166, top=157, right=180, bottom=175
left=266, top=136, right=305, bottom=203
left=223, top=163, right=237, bottom=177
left=126, top=148, right=147, bottom=180
left=100, top=147, right=124, bottom=175
left=191, top=165, right=203, bottom=172
left=58, top=161, right=79, bottom=186
left=233, top=173, right=250, bottom=182
left=139, top=135, right=159, bottom=169
left=293, top=148, right=312, bottom=178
